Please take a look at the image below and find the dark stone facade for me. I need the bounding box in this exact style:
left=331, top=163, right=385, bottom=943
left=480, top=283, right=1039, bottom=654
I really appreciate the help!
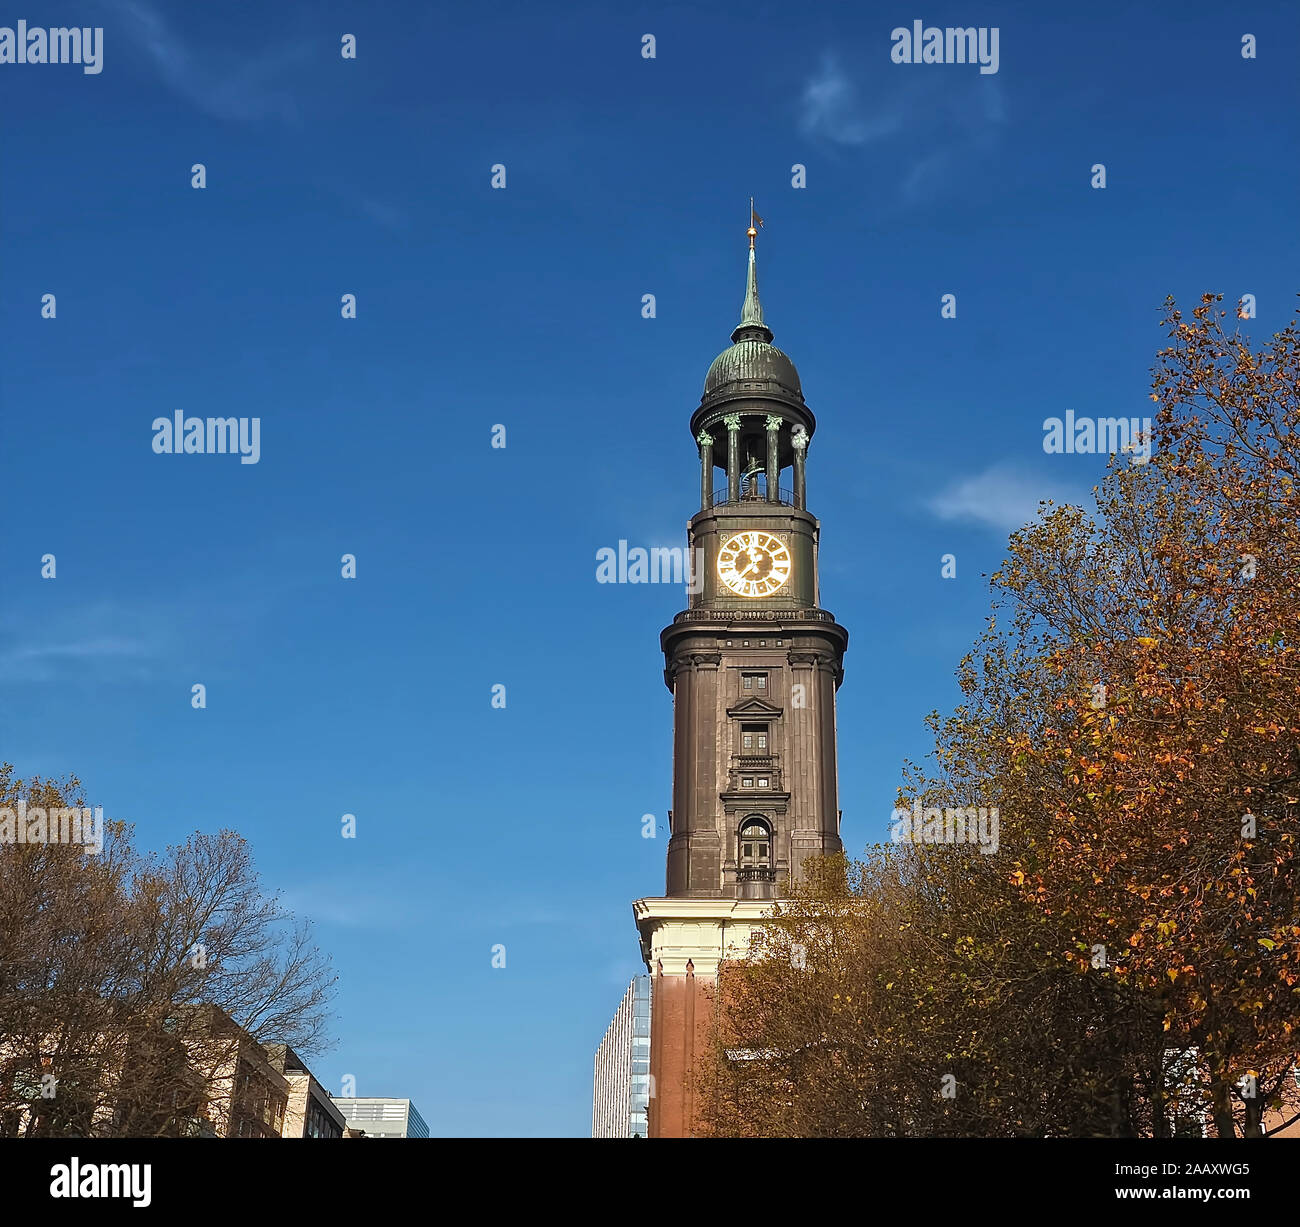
left=658, top=242, right=848, bottom=901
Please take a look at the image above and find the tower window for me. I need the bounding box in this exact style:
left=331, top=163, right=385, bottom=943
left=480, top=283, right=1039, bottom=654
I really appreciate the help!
left=739, top=820, right=771, bottom=867
left=741, top=724, right=768, bottom=752
left=742, top=673, right=767, bottom=693
left=742, top=777, right=754, bottom=788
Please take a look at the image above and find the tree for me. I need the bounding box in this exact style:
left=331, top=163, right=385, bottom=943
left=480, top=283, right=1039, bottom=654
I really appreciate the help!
left=0, top=765, right=337, bottom=1137
left=975, top=297, right=1300, bottom=1136
left=697, top=847, right=1166, bottom=1137
left=697, top=297, right=1300, bottom=1138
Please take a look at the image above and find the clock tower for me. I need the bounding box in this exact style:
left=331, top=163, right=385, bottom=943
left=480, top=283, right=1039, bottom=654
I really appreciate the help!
left=633, top=225, right=849, bottom=1137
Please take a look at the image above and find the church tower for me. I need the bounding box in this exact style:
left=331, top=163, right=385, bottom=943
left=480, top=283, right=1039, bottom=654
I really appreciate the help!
left=634, top=222, right=849, bottom=1137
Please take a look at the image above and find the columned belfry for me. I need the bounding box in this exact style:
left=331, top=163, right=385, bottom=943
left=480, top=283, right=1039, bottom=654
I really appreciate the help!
left=633, top=218, right=849, bottom=1137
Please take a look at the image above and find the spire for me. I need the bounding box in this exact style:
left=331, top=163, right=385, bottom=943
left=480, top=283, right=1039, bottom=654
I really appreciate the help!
left=732, top=201, right=773, bottom=344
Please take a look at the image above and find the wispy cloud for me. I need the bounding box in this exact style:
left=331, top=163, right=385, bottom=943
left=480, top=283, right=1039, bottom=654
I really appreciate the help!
left=0, top=566, right=292, bottom=685
left=799, top=55, right=905, bottom=145
left=901, top=148, right=954, bottom=205
left=926, top=463, right=1079, bottom=535
left=0, top=637, right=152, bottom=673
left=109, top=0, right=314, bottom=124
left=0, top=602, right=167, bottom=683
left=798, top=53, right=1008, bottom=204
left=356, top=198, right=409, bottom=232
left=279, top=884, right=424, bottom=932
left=276, top=887, right=589, bottom=934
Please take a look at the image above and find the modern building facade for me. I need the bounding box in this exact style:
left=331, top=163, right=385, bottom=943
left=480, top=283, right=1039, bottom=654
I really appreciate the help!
left=592, top=976, right=652, bottom=1138
left=633, top=223, right=849, bottom=1138
left=329, top=1097, right=430, bottom=1138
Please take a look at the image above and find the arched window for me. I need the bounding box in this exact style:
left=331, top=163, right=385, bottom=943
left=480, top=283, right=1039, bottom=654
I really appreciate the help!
left=739, top=819, right=771, bottom=868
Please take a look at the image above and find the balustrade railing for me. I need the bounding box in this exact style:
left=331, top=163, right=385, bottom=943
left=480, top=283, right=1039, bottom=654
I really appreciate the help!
left=672, top=608, right=836, bottom=624
left=712, top=484, right=795, bottom=507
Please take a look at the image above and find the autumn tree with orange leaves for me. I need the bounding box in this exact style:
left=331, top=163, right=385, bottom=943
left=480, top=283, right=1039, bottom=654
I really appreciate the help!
left=977, top=295, right=1300, bottom=1137
left=699, top=297, right=1300, bottom=1138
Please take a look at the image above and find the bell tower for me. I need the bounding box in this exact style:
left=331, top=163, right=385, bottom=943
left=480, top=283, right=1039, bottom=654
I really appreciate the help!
left=634, top=220, right=849, bottom=1136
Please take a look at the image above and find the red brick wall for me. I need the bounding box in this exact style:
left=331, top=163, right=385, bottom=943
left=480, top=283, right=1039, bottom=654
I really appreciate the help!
left=648, top=963, right=716, bottom=1139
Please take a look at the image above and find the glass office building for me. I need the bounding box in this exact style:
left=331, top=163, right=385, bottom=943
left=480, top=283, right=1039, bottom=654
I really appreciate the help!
left=330, top=1097, right=430, bottom=1138
left=592, top=976, right=652, bottom=1138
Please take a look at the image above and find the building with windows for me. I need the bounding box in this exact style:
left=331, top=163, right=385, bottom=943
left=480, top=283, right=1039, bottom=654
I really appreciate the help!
left=264, top=1045, right=346, bottom=1139
left=329, top=1097, right=429, bottom=1138
left=632, top=222, right=850, bottom=1137
left=592, top=976, right=652, bottom=1137
left=0, top=1004, right=347, bottom=1138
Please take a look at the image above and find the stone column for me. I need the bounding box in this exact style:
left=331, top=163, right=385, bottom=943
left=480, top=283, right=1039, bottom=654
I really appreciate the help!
left=697, top=430, right=713, bottom=511
left=765, top=414, right=781, bottom=502
left=724, top=414, right=742, bottom=504
left=791, top=425, right=808, bottom=510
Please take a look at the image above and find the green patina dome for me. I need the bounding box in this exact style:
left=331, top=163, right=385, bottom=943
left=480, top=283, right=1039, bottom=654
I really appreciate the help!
left=703, top=337, right=802, bottom=398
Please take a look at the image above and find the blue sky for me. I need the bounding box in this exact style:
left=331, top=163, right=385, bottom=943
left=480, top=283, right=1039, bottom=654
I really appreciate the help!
left=2, top=1, right=1297, bottom=1137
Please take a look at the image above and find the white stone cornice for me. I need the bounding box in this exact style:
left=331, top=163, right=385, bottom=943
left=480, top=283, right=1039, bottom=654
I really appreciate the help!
left=632, top=896, right=781, bottom=976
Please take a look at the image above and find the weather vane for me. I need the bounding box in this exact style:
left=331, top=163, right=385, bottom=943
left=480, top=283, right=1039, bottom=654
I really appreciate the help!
left=748, top=197, right=764, bottom=249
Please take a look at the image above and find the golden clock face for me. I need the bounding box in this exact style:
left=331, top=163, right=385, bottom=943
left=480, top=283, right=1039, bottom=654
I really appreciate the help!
left=717, top=531, right=792, bottom=598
